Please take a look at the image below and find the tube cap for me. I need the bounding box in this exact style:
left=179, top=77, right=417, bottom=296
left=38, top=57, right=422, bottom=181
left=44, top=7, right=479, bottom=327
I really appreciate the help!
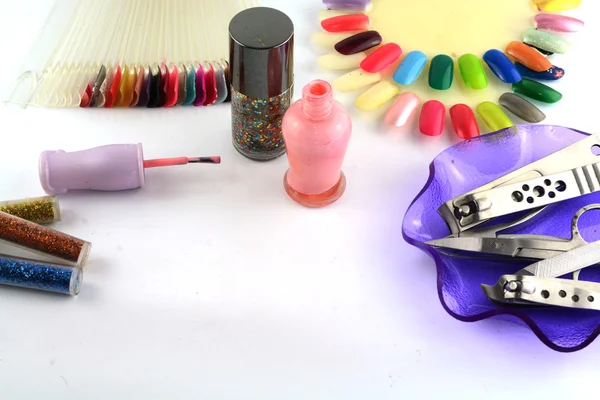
left=229, top=7, right=294, bottom=99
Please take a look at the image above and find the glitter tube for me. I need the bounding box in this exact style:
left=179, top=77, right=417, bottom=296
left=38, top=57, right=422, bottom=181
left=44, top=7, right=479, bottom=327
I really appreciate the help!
left=0, top=211, right=91, bottom=267
left=0, top=196, right=61, bottom=224
left=229, top=7, right=294, bottom=161
left=0, top=255, right=82, bottom=295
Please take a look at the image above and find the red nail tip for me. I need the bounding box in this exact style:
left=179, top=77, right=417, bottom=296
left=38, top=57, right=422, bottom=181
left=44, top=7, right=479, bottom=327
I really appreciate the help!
left=203, top=64, right=217, bottom=106
left=80, top=83, right=93, bottom=107
left=449, top=104, right=480, bottom=140
left=165, top=65, right=179, bottom=107
left=419, top=100, right=446, bottom=136
left=360, top=43, right=402, bottom=73
left=106, top=65, right=122, bottom=108
left=321, top=14, right=370, bottom=32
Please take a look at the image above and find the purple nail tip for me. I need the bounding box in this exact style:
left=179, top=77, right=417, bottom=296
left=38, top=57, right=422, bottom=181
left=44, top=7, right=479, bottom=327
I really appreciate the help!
left=193, top=66, right=206, bottom=106
left=403, top=125, right=600, bottom=352
left=323, top=0, right=371, bottom=11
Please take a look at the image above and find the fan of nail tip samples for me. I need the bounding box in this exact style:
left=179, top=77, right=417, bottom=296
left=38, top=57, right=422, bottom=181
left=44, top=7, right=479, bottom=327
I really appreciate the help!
left=4, top=0, right=258, bottom=108
left=314, top=0, right=584, bottom=139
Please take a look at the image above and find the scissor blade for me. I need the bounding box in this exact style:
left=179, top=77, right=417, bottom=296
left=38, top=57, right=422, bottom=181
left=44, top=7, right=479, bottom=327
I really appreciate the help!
left=426, top=236, right=572, bottom=259
left=517, top=240, right=600, bottom=278
left=426, top=237, right=485, bottom=253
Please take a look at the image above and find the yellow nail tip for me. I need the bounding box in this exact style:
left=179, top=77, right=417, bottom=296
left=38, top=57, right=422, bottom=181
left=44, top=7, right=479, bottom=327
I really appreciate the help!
left=317, top=52, right=366, bottom=70
left=333, top=69, right=381, bottom=92
left=534, top=0, right=581, bottom=12
left=311, top=32, right=354, bottom=48
left=355, top=81, right=399, bottom=111
left=476, top=101, right=514, bottom=131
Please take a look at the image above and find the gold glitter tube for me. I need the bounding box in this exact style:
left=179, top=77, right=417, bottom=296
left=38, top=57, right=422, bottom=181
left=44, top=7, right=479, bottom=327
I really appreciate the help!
left=0, top=211, right=91, bottom=267
left=0, top=196, right=61, bottom=224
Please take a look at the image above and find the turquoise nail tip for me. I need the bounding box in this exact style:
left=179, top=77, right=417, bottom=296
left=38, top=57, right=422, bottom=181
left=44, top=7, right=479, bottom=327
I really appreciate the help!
left=184, top=65, right=197, bottom=105
left=483, top=49, right=522, bottom=84
left=393, top=51, right=427, bottom=85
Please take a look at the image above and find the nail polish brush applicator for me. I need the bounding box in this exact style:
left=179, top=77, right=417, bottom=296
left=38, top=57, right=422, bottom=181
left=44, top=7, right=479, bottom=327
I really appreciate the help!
left=38, top=143, right=221, bottom=195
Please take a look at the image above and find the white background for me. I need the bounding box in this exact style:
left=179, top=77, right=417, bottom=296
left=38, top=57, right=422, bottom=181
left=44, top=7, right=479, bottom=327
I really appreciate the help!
left=1, top=1, right=599, bottom=398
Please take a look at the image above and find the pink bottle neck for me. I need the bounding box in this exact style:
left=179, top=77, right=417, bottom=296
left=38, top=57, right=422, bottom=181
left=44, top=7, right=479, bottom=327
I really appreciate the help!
left=301, top=80, right=333, bottom=121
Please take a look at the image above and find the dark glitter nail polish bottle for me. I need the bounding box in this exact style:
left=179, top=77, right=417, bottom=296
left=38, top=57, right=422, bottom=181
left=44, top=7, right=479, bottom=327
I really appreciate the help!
left=229, top=7, right=294, bottom=161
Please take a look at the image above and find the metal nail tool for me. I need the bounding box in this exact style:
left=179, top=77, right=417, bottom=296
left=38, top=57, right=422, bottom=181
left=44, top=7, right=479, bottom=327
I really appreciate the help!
left=426, top=133, right=600, bottom=311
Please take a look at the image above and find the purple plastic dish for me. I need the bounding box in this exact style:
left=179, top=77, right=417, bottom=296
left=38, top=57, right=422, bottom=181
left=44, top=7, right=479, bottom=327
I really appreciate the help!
left=402, top=125, right=600, bottom=352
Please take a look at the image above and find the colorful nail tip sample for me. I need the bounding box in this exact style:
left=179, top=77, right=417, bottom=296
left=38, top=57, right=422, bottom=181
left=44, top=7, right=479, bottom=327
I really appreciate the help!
left=335, top=31, right=382, bottom=55
left=333, top=69, right=381, bottom=91
left=429, top=54, right=454, bottom=90
left=522, top=28, right=571, bottom=54
left=0, top=256, right=83, bottom=296
left=535, top=0, right=582, bottom=12
left=505, top=41, right=552, bottom=72
left=514, top=62, right=564, bottom=80
left=360, top=43, right=403, bottom=73
left=525, top=43, right=554, bottom=56
left=384, top=92, right=420, bottom=127
left=355, top=81, right=398, bottom=111
left=476, top=101, right=514, bottom=131
left=458, top=54, right=488, bottom=90
left=499, top=93, right=546, bottom=123
left=0, top=196, right=60, bottom=224
left=392, top=51, right=427, bottom=85
left=534, top=14, right=584, bottom=32
left=323, top=0, right=372, bottom=11
left=321, top=14, right=371, bottom=33
left=318, top=52, right=367, bottom=70
left=482, top=49, right=522, bottom=84
left=419, top=100, right=446, bottom=136
left=449, top=104, right=480, bottom=140
left=193, top=66, right=206, bottom=106
left=512, top=78, right=563, bottom=103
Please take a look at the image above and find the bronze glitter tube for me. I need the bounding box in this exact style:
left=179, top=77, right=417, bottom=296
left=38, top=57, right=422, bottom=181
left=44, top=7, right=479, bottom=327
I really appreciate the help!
left=0, top=196, right=61, bottom=224
left=0, top=211, right=91, bottom=267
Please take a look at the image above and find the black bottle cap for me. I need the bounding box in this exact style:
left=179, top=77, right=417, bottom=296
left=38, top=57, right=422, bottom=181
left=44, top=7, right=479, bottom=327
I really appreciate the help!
left=229, top=7, right=294, bottom=99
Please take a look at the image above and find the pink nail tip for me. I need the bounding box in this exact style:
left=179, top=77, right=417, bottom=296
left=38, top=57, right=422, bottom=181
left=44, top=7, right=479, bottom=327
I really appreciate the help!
left=384, top=92, right=420, bottom=127
left=534, top=14, right=584, bottom=33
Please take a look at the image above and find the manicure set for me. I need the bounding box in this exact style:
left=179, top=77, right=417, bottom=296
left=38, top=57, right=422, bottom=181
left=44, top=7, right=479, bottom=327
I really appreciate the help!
left=1, top=0, right=595, bottom=353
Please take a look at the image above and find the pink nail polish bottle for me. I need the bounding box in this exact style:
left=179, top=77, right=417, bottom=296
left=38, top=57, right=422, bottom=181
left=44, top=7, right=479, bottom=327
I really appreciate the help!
left=282, top=79, right=352, bottom=207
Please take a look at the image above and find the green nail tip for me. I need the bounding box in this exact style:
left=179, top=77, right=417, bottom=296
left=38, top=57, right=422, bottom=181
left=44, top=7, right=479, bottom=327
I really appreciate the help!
left=458, top=54, right=488, bottom=90
left=429, top=54, right=454, bottom=91
left=512, top=78, right=563, bottom=104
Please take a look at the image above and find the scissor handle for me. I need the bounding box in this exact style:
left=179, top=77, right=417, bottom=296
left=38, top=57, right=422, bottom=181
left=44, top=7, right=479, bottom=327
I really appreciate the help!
left=571, top=204, right=600, bottom=244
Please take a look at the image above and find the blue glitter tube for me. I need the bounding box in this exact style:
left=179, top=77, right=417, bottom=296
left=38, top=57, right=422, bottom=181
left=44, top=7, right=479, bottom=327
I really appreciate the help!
left=0, top=255, right=82, bottom=295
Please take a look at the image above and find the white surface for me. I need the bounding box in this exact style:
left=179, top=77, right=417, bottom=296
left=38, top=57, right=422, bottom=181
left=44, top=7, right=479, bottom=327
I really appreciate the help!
left=0, top=1, right=599, bottom=398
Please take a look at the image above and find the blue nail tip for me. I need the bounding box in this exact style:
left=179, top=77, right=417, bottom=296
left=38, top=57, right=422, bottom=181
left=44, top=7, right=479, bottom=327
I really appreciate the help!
left=515, top=62, right=565, bottom=81
left=483, top=49, right=522, bottom=84
left=393, top=51, right=428, bottom=85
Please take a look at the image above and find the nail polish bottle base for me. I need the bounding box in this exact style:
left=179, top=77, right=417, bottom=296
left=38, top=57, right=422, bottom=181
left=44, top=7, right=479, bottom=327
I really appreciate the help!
left=284, top=171, right=346, bottom=208
left=233, top=139, right=286, bottom=162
